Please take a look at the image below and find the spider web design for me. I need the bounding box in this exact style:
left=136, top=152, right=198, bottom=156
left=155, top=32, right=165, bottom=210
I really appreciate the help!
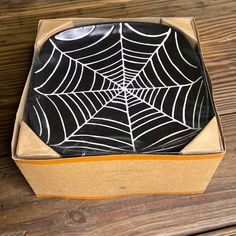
left=29, top=22, right=214, bottom=157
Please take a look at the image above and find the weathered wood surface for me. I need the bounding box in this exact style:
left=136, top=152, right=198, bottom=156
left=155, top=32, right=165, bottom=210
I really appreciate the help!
left=0, top=0, right=236, bottom=235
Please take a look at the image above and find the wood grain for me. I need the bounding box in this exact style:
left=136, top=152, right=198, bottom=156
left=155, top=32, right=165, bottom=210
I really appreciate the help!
left=197, top=226, right=236, bottom=236
left=0, top=0, right=236, bottom=235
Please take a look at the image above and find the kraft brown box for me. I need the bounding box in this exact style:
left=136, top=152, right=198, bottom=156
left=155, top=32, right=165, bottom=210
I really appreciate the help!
left=11, top=17, right=225, bottom=199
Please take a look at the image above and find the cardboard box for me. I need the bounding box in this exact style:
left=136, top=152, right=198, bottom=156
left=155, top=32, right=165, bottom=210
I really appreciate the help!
left=11, top=17, right=225, bottom=199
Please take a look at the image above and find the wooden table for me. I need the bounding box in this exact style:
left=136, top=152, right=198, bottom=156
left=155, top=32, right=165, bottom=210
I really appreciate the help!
left=0, top=0, right=236, bottom=235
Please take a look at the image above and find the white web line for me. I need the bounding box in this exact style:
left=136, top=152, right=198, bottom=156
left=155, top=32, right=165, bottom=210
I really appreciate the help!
left=163, top=44, right=193, bottom=83
left=171, top=87, right=181, bottom=118
left=133, top=115, right=165, bottom=131
left=160, top=88, right=169, bottom=111
left=35, top=53, right=63, bottom=91
left=124, top=92, right=136, bottom=151
left=72, top=134, right=133, bottom=147
left=156, top=52, right=178, bottom=85
left=182, top=83, right=194, bottom=125
left=123, top=47, right=152, bottom=55
left=45, top=95, right=67, bottom=142
left=76, top=40, right=121, bottom=60
left=125, top=28, right=171, bottom=88
left=90, top=72, right=96, bottom=90
left=105, top=105, right=127, bottom=114
left=122, top=36, right=161, bottom=46
left=85, top=50, right=121, bottom=66
left=74, top=93, right=92, bottom=116
left=132, top=110, right=160, bottom=125
left=103, top=65, right=123, bottom=76
left=65, top=94, right=87, bottom=121
left=63, top=62, right=78, bottom=92
left=192, top=80, right=203, bottom=128
left=130, top=77, right=203, bottom=128
left=198, top=97, right=204, bottom=128
left=131, top=107, right=153, bottom=120
left=35, top=38, right=123, bottom=93
left=144, top=129, right=200, bottom=152
left=92, top=117, right=129, bottom=127
left=125, top=23, right=171, bottom=38
left=33, top=105, right=42, bottom=136
left=120, top=23, right=125, bottom=88
left=53, top=59, right=72, bottom=94
left=128, top=76, right=202, bottom=91
left=127, top=90, right=193, bottom=129
left=54, top=90, right=123, bottom=146
left=143, top=128, right=192, bottom=150
left=34, top=89, right=122, bottom=97
left=107, top=69, right=122, bottom=79
left=56, top=94, right=80, bottom=128
left=124, top=53, right=148, bottom=61
left=36, top=98, right=50, bottom=143
left=72, top=64, right=84, bottom=92
left=160, top=129, right=199, bottom=148
left=83, top=93, right=97, bottom=111
left=35, top=46, right=55, bottom=74
left=88, top=123, right=129, bottom=135
left=65, top=139, right=128, bottom=152
left=97, top=59, right=122, bottom=73
left=175, top=32, right=197, bottom=68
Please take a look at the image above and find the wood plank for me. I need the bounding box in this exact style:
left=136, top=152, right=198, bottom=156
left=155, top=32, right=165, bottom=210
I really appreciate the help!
left=197, top=226, right=236, bottom=236
left=2, top=0, right=235, bottom=19
left=0, top=112, right=235, bottom=235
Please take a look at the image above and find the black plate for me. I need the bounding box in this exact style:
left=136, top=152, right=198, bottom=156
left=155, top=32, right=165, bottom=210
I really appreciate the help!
left=28, top=22, right=215, bottom=157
